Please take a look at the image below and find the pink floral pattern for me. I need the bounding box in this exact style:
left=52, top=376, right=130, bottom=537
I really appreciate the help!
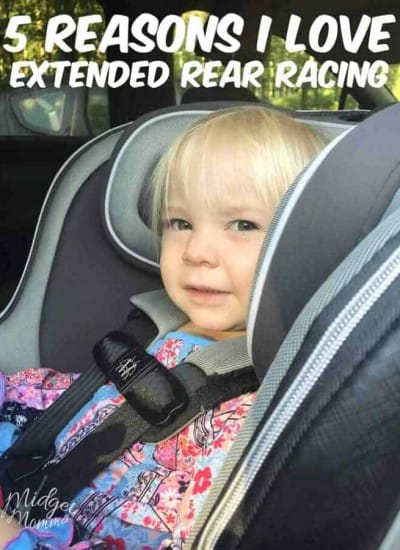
left=155, top=338, right=184, bottom=369
left=5, top=368, right=78, bottom=409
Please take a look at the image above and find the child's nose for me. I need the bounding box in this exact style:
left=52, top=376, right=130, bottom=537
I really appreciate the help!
left=182, top=230, right=219, bottom=266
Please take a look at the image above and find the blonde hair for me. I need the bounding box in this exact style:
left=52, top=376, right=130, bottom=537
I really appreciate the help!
left=149, top=106, right=325, bottom=237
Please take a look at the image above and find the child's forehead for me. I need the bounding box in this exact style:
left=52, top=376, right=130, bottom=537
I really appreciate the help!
left=167, top=173, right=262, bottom=205
left=168, top=144, right=265, bottom=200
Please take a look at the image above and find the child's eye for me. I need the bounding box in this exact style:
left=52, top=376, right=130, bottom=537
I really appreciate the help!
left=165, top=218, right=192, bottom=231
left=229, top=220, right=259, bottom=231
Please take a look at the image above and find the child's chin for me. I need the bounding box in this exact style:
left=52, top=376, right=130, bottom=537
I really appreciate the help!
left=192, top=317, right=243, bottom=334
left=193, top=317, right=227, bottom=331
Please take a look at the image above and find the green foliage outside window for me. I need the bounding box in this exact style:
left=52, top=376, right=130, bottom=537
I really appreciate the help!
left=0, top=0, right=105, bottom=80
left=0, top=0, right=108, bottom=136
left=387, top=64, right=400, bottom=100
left=0, top=4, right=398, bottom=111
left=256, top=35, right=344, bottom=110
left=173, top=34, right=357, bottom=110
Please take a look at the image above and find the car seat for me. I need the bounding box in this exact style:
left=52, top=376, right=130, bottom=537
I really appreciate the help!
left=189, top=102, right=400, bottom=549
left=0, top=101, right=350, bottom=375
left=180, top=84, right=259, bottom=103
left=2, top=100, right=397, bottom=548
left=195, top=203, right=400, bottom=550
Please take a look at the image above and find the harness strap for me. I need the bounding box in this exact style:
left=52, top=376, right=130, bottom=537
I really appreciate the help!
left=0, top=330, right=257, bottom=520
left=17, top=367, right=256, bottom=513
left=0, top=306, right=157, bottom=468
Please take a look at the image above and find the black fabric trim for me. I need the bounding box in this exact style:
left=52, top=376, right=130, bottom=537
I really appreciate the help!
left=40, top=163, right=161, bottom=373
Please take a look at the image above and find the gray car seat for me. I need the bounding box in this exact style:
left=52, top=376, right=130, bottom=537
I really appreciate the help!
left=189, top=102, right=400, bottom=549
left=0, top=101, right=350, bottom=375
left=1, top=100, right=400, bottom=548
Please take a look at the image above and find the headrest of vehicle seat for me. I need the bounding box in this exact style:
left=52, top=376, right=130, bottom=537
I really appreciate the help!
left=248, top=102, right=400, bottom=381
left=102, top=101, right=341, bottom=273
left=103, top=102, right=256, bottom=273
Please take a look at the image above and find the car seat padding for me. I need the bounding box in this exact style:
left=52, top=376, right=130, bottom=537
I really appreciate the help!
left=249, top=103, right=400, bottom=380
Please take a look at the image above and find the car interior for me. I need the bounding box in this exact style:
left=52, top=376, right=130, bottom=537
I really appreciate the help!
left=0, top=102, right=352, bottom=374
left=1, top=0, right=400, bottom=310
left=2, top=0, right=400, bottom=548
left=1, top=99, right=400, bottom=549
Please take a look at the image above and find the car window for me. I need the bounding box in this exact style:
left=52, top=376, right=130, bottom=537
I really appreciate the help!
left=387, top=64, right=400, bottom=100
left=256, top=36, right=363, bottom=110
left=173, top=27, right=395, bottom=111
left=14, top=90, right=66, bottom=132
left=0, top=0, right=109, bottom=137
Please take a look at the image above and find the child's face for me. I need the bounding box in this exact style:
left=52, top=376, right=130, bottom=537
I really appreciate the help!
left=160, top=180, right=270, bottom=338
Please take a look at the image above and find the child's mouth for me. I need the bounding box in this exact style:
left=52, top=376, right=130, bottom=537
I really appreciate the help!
left=186, top=286, right=230, bottom=302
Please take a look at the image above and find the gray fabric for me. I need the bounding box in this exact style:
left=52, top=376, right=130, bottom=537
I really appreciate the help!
left=131, top=289, right=250, bottom=376
left=0, top=126, right=126, bottom=373
left=39, top=168, right=162, bottom=374
left=380, top=507, right=400, bottom=549
left=246, top=128, right=352, bottom=358
left=189, top=336, right=249, bottom=375
left=130, top=288, right=188, bottom=339
left=301, top=118, right=353, bottom=142
left=248, top=104, right=400, bottom=378
left=105, top=110, right=212, bottom=267
left=382, top=186, right=400, bottom=221
left=189, top=208, right=400, bottom=547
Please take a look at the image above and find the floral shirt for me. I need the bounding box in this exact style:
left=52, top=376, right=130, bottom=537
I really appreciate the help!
left=0, top=331, right=256, bottom=549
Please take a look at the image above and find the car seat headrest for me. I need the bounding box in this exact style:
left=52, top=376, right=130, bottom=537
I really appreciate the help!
left=102, top=101, right=345, bottom=274
left=104, top=109, right=206, bottom=271
left=249, top=103, right=400, bottom=381
left=180, top=84, right=259, bottom=104
left=104, top=104, right=249, bottom=272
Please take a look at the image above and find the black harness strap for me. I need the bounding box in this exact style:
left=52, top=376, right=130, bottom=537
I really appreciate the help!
left=4, top=364, right=105, bottom=462
left=0, top=308, right=157, bottom=488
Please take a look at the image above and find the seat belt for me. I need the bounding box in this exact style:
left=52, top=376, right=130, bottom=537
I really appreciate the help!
left=0, top=290, right=258, bottom=520
left=0, top=305, right=157, bottom=462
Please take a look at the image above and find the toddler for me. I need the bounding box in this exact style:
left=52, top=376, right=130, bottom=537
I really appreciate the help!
left=0, top=106, right=323, bottom=549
